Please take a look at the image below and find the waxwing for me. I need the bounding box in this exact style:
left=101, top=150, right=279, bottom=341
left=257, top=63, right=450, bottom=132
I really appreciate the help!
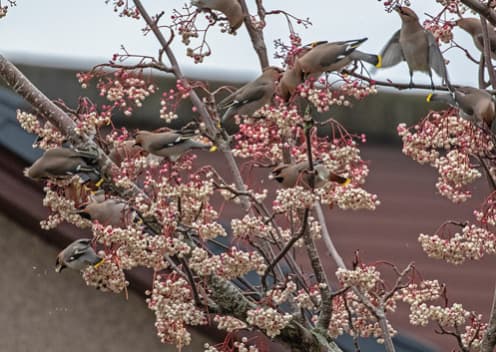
left=277, top=46, right=313, bottom=101
left=134, top=130, right=216, bottom=162
left=77, top=198, right=137, bottom=228
left=379, top=6, right=450, bottom=89
left=55, top=238, right=103, bottom=273
left=427, top=86, right=496, bottom=127
left=457, top=18, right=496, bottom=59
left=191, top=0, right=244, bottom=32
left=278, top=64, right=303, bottom=101
left=271, top=160, right=350, bottom=189
left=220, top=66, right=283, bottom=124
left=297, top=38, right=381, bottom=79
left=25, top=147, right=100, bottom=183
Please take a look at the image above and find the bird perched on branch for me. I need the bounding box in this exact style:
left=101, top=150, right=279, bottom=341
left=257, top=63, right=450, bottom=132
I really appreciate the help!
left=456, top=17, right=496, bottom=60
left=191, top=0, right=244, bottom=32
left=271, top=160, right=350, bottom=189
left=427, top=87, right=496, bottom=128
left=277, top=39, right=380, bottom=101
left=219, top=66, right=283, bottom=125
left=77, top=198, right=140, bottom=228
left=25, top=147, right=100, bottom=184
left=296, top=38, right=381, bottom=79
left=135, top=130, right=216, bottom=162
left=378, top=6, right=450, bottom=89
left=55, top=238, right=104, bottom=273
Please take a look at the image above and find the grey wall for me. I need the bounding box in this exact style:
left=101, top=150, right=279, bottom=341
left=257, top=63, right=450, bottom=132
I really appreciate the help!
left=0, top=213, right=211, bottom=352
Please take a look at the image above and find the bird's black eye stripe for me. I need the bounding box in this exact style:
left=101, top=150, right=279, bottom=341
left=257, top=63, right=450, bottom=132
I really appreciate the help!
left=68, top=251, right=86, bottom=262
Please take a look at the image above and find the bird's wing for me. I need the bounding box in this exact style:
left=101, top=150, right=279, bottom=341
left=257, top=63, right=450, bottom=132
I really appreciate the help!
left=319, top=45, right=346, bottom=67
left=230, top=83, right=268, bottom=107
left=218, top=89, right=239, bottom=109
left=379, top=29, right=404, bottom=68
left=426, top=31, right=449, bottom=82
left=147, top=133, right=188, bottom=151
left=454, top=89, right=475, bottom=115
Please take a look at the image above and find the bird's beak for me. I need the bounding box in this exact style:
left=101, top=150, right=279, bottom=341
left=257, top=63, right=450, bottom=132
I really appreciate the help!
left=93, top=258, right=105, bottom=269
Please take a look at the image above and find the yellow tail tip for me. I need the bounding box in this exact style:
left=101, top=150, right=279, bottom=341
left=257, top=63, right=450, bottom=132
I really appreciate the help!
left=375, top=54, right=382, bottom=68
left=426, top=93, right=433, bottom=103
left=209, top=145, right=218, bottom=152
left=341, top=178, right=351, bottom=187
left=93, top=258, right=105, bottom=269
left=95, top=178, right=105, bottom=188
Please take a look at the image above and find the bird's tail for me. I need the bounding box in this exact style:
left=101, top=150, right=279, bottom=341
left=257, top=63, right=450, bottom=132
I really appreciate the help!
left=221, top=105, right=236, bottom=126
left=329, top=173, right=351, bottom=186
left=426, top=92, right=455, bottom=105
left=342, top=38, right=368, bottom=55
left=189, top=140, right=218, bottom=152
left=349, top=50, right=382, bottom=68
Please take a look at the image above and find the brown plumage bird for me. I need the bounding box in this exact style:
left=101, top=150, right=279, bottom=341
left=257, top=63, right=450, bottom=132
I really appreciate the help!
left=379, top=6, right=450, bottom=89
left=220, top=66, right=283, bottom=125
left=456, top=17, right=496, bottom=60
left=427, top=87, right=496, bottom=127
left=191, top=0, right=244, bottom=32
left=77, top=198, right=136, bottom=228
left=25, top=147, right=100, bottom=183
left=296, top=38, right=381, bottom=79
left=277, top=45, right=313, bottom=101
left=55, top=238, right=103, bottom=273
left=271, top=160, right=350, bottom=189
left=278, top=65, right=303, bottom=101
left=135, top=130, right=215, bottom=162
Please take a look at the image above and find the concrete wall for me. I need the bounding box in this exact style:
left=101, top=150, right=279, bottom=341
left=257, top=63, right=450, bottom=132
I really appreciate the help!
left=0, top=213, right=211, bottom=352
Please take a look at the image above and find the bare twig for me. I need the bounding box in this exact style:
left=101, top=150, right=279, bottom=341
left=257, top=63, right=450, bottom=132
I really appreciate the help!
left=238, top=0, right=269, bottom=69
left=262, top=208, right=309, bottom=289
left=480, top=16, right=496, bottom=89
left=481, top=282, right=496, bottom=352
left=479, top=156, right=496, bottom=191
left=460, top=0, right=496, bottom=27
left=314, top=202, right=346, bottom=268
left=479, top=54, right=490, bottom=89
left=348, top=71, right=455, bottom=92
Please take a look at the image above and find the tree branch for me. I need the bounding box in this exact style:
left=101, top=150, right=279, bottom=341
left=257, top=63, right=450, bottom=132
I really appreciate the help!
left=480, top=16, right=496, bottom=89
left=238, top=0, right=269, bottom=69
left=460, top=0, right=496, bottom=27
left=481, top=282, right=496, bottom=352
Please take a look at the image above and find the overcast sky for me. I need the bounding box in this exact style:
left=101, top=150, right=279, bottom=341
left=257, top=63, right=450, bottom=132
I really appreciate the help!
left=0, top=1, right=485, bottom=88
